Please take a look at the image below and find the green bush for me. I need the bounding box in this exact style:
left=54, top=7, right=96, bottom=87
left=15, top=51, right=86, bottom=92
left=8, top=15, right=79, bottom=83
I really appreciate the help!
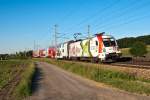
left=130, top=41, right=147, bottom=57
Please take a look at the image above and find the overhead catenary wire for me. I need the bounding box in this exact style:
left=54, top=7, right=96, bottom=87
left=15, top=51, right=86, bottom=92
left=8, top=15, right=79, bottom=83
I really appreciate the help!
left=62, top=0, right=122, bottom=34
left=58, top=0, right=120, bottom=38
left=61, top=1, right=142, bottom=39
left=48, top=2, right=150, bottom=47
left=77, top=0, right=149, bottom=37
left=99, top=14, right=150, bottom=33
left=93, top=0, right=150, bottom=31
left=60, top=1, right=87, bottom=23
left=79, top=0, right=142, bottom=36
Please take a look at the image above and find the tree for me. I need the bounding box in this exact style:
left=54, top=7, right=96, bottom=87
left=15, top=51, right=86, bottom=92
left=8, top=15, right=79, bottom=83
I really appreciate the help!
left=0, top=54, right=9, bottom=60
left=26, top=50, right=33, bottom=58
left=129, top=41, right=147, bottom=57
left=117, top=35, right=150, bottom=48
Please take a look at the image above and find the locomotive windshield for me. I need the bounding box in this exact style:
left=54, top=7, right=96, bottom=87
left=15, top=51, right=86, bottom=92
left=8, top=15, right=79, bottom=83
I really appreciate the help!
left=103, top=38, right=116, bottom=47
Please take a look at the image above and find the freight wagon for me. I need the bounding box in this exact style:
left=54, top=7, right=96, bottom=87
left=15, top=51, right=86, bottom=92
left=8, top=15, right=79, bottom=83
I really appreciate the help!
left=56, top=33, right=121, bottom=62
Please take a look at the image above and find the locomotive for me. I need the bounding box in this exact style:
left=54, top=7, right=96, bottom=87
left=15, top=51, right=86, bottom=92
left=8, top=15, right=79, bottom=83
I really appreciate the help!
left=56, top=33, right=121, bottom=62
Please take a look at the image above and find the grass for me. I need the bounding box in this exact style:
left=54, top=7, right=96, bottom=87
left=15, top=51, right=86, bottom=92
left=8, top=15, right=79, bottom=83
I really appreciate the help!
left=147, top=45, right=150, bottom=51
left=0, top=60, right=35, bottom=100
left=120, top=48, right=131, bottom=57
left=35, top=58, right=150, bottom=95
left=14, top=60, right=35, bottom=100
left=121, top=45, right=150, bottom=57
left=0, top=60, right=23, bottom=89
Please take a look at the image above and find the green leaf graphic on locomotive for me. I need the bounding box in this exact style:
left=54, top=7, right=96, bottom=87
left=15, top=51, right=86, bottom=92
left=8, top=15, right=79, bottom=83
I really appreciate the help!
left=81, top=40, right=92, bottom=57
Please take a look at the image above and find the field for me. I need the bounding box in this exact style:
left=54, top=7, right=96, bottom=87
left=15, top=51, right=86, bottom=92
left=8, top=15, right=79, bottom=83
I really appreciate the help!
left=0, top=60, right=35, bottom=100
left=121, top=45, right=150, bottom=57
left=35, top=58, right=150, bottom=95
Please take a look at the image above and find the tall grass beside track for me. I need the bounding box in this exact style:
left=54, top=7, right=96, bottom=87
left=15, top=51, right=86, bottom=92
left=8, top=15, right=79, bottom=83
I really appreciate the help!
left=35, top=58, right=150, bottom=95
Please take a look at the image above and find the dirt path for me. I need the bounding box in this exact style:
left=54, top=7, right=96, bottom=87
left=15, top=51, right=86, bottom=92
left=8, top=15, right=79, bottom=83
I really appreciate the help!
left=28, top=62, right=150, bottom=100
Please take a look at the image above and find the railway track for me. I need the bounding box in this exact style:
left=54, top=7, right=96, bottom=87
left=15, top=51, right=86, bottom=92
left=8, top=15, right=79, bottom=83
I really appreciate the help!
left=109, top=62, right=150, bottom=69
left=60, top=59, right=150, bottom=70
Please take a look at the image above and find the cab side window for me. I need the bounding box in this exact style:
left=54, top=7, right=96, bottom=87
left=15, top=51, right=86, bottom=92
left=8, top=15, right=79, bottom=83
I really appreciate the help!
left=96, top=41, right=98, bottom=46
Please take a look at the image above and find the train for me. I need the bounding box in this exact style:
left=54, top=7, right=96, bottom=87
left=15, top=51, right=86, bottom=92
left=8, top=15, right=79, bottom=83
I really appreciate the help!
left=33, top=48, right=56, bottom=58
left=33, top=33, right=122, bottom=62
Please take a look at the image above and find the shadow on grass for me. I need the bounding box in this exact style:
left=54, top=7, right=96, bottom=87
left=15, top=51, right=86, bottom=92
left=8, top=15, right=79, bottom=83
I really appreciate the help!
left=31, top=62, right=44, bottom=94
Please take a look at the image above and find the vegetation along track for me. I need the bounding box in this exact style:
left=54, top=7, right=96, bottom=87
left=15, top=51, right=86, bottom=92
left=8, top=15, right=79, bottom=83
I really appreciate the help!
left=59, top=59, right=150, bottom=70
left=35, top=58, right=150, bottom=79
left=29, top=62, right=150, bottom=100
left=109, top=62, right=150, bottom=70
left=34, top=58, right=150, bottom=95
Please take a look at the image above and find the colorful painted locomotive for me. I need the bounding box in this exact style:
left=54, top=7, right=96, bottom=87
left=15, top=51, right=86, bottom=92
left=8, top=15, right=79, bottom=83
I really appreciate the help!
left=56, top=33, right=121, bottom=62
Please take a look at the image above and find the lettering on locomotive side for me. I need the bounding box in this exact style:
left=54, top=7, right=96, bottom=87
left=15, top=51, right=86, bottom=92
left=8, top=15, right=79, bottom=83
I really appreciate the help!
left=81, top=40, right=92, bottom=57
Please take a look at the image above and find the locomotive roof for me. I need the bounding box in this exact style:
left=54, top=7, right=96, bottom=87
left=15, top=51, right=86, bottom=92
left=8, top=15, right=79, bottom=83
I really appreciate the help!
left=60, top=40, right=75, bottom=44
left=60, top=34, right=114, bottom=45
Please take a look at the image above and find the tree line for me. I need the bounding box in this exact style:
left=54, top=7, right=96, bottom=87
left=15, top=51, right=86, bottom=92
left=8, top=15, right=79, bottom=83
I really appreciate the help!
left=117, top=35, right=150, bottom=48
left=0, top=50, right=33, bottom=60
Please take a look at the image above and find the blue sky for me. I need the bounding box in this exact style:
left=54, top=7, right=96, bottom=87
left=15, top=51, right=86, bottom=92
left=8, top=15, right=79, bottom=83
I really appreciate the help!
left=0, top=0, right=150, bottom=54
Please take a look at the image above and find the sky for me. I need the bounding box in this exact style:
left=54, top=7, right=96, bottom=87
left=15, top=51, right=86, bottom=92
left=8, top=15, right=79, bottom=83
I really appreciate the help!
left=0, top=0, right=150, bottom=54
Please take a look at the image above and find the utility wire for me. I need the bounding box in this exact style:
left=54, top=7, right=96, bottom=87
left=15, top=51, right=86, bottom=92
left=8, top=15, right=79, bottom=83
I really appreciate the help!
left=100, top=14, right=150, bottom=32
left=93, top=0, right=150, bottom=31
left=79, top=0, right=149, bottom=37
left=59, top=0, right=120, bottom=40
left=53, top=2, right=149, bottom=43
left=63, top=0, right=121, bottom=33
left=79, top=0, right=139, bottom=35
left=59, top=1, right=87, bottom=27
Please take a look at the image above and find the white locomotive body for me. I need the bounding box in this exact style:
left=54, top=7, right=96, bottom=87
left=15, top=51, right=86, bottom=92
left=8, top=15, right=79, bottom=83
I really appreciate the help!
left=57, top=34, right=121, bottom=62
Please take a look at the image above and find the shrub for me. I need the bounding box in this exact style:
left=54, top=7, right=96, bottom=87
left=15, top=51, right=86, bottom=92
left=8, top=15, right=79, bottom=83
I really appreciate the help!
left=130, top=41, right=147, bottom=57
